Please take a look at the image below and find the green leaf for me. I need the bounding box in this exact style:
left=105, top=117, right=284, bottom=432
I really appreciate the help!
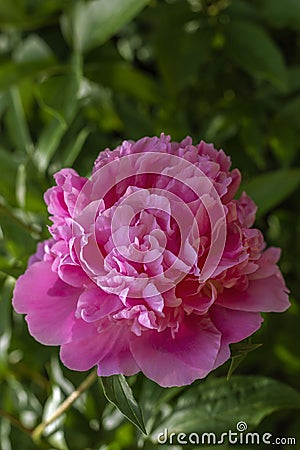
left=50, top=358, right=86, bottom=414
left=0, top=277, right=14, bottom=368
left=0, top=0, right=66, bottom=29
left=225, top=20, right=288, bottom=90
left=0, top=417, right=11, bottom=450
left=35, top=74, right=79, bottom=125
left=0, top=0, right=26, bottom=25
left=86, top=62, right=161, bottom=104
left=260, top=0, right=300, bottom=30
left=13, top=34, right=55, bottom=64
left=100, top=375, right=147, bottom=434
left=230, top=342, right=263, bottom=359
left=269, top=125, right=298, bottom=168
left=0, top=60, right=55, bottom=92
left=0, top=202, right=37, bottom=260
left=82, top=82, right=123, bottom=132
left=6, top=87, right=33, bottom=154
left=241, top=169, right=300, bottom=217
left=16, top=163, right=26, bottom=209
left=0, top=35, right=55, bottom=92
left=227, top=342, right=262, bottom=380
left=42, top=385, right=65, bottom=436
left=150, top=376, right=300, bottom=440
left=63, top=0, right=149, bottom=53
left=35, top=74, right=80, bottom=171
left=62, top=127, right=91, bottom=167
left=35, top=119, right=67, bottom=172
left=47, top=431, right=69, bottom=450
left=0, top=147, right=19, bottom=206
left=116, top=96, right=154, bottom=139
left=152, top=2, right=212, bottom=93
left=138, top=378, right=183, bottom=442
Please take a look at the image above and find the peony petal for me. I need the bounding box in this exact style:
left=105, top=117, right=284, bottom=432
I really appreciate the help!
left=130, top=315, right=221, bottom=387
left=97, top=330, right=140, bottom=376
left=60, top=320, right=126, bottom=371
left=13, top=134, right=290, bottom=388
left=216, top=272, right=290, bottom=312
left=12, top=261, right=80, bottom=345
left=210, top=305, right=263, bottom=369
left=76, top=284, right=122, bottom=322
left=210, top=304, right=263, bottom=343
left=57, top=260, right=91, bottom=287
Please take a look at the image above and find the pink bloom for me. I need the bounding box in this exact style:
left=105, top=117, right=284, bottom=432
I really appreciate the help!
left=13, top=134, right=290, bottom=387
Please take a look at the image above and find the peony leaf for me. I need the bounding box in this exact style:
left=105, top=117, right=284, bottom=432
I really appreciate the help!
left=100, top=375, right=147, bottom=434
left=227, top=342, right=262, bottom=380
left=150, top=376, right=300, bottom=440
left=241, top=169, right=300, bottom=217
left=225, top=20, right=288, bottom=90
left=62, top=0, right=149, bottom=53
left=230, top=341, right=263, bottom=359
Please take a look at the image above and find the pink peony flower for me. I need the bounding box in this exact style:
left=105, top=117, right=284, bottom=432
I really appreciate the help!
left=13, top=134, right=290, bottom=387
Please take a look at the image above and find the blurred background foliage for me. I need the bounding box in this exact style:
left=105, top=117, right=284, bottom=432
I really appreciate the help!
left=0, top=0, right=300, bottom=449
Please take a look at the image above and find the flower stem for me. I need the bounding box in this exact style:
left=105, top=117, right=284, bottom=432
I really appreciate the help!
left=31, top=369, right=97, bottom=444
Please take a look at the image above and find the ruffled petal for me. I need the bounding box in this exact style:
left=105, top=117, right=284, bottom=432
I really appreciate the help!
left=76, top=284, right=122, bottom=322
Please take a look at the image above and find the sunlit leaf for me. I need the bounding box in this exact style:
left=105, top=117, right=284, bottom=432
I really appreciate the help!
left=35, top=119, right=67, bottom=172
left=62, top=0, right=149, bottom=53
left=42, top=386, right=65, bottom=436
